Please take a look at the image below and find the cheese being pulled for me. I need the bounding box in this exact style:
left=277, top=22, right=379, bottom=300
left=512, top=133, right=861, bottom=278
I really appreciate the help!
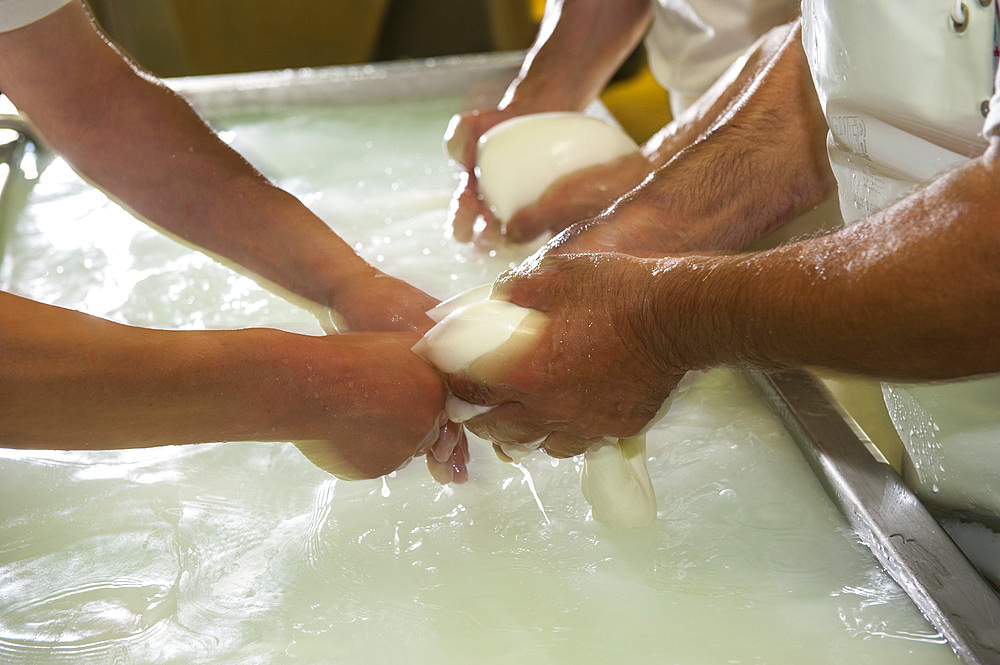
left=581, top=436, right=657, bottom=528
left=413, top=287, right=667, bottom=529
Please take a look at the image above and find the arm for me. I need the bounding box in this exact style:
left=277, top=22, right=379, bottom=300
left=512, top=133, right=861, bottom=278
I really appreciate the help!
left=450, top=141, right=1000, bottom=455
left=0, top=2, right=435, bottom=333
left=465, top=18, right=831, bottom=247
left=534, top=19, right=835, bottom=256
left=645, top=147, right=1000, bottom=380
left=444, top=0, right=652, bottom=243
left=0, top=292, right=446, bottom=479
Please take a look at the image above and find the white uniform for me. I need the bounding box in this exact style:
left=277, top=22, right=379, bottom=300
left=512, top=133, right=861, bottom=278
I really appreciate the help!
left=802, top=0, right=1000, bottom=522
left=0, top=0, right=71, bottom=32
left=644, top=0, right=800, bottom=114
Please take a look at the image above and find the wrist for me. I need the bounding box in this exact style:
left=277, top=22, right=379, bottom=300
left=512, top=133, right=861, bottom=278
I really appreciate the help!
left=316, top=255, right=379, bottom=311
left=499, top=80, right=585, bottom=115
left=245, top=184, right=378, bottom=312
left=643, top=253, right=814, bottom=375
left=639, top=256, right=743, bottom=374
left=218, top=328, right=351, bottom=442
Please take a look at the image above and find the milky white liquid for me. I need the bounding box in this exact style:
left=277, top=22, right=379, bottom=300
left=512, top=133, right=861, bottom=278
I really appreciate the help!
left=0, top=96, right=960, bottom=664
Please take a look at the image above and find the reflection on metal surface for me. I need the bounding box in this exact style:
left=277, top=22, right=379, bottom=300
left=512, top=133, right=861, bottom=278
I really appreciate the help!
left=749, top=369, right=1000, bottom=665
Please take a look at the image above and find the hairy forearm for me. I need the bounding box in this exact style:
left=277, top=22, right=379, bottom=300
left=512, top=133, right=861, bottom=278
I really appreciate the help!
left=639, top=20, right=811, bottom=171
left=635, top=98, right=832, bottom=254
left=645, top=20, right=832, bottom=250
left=499, top=0, right=652, bottom=113
left=548, top=20, right=834, bottom=258
left=644, top=152, right=1000, bottom=381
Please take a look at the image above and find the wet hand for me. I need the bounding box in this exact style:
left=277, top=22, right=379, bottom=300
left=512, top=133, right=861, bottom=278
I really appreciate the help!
left=443, top=108, right=517, bottom=244
left=448, top=253, right=685, bottom=458
left=424, top=420, right=471, bottom=484
left=502, top=153, right=652, bottom=245
left=320, top=270, right=473, bottom=482
left=330, top=269, right=440, bottom=335
left=291, top=333, right=454, bottom=481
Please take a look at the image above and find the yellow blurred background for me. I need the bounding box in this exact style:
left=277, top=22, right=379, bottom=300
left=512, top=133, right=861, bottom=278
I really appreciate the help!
left=84, top=0, right=670, bottom=141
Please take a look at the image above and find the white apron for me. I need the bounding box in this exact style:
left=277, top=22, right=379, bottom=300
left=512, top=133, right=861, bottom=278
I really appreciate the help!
left=645, top=0, right=800, bottom=115
left=802, top=0, right=1000, bottom=523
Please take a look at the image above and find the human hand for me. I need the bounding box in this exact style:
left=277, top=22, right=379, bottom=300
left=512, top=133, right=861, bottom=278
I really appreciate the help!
left=447, top=252, right=686, bottom=459
left=534, top=172, right=697, bottom=260
left=289, top=333, right=465, bottom=482
left=424, top=420, right=471, bottom=484
left=328, top=268, right=440, bottom=335
left=322, top=268, right=473, bottom=482
left=443, top=107, right=519, bottom=244
left=446, top=109, right=653, bottom=248
left=500, top=152, right=652, bottom=245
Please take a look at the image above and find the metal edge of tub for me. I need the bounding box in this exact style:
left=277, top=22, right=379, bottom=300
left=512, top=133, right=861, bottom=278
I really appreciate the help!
left=748, top=369, right=1000, bottom=665
left=165, top=51, right=526, bottom=115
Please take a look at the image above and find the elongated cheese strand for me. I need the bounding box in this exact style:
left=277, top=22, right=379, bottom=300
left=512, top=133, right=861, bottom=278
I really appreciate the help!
left=581, top=436, right=657, bottom=528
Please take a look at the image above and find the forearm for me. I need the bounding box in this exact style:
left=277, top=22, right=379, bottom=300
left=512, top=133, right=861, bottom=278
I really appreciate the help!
left=71, top=108, right=369, bottom=309
left=499, top=0, right=652, bottom=113
left=1, top=288, right=449, bottom=477
left=645, top=153, right=1000, bottom=381
left=562, top=20, right=834, bottom=257
left=0, top=292, right=329, bottom=449
left=638, top=19, right=810, bottom=171
left=0, top=3, right=370, bottom=310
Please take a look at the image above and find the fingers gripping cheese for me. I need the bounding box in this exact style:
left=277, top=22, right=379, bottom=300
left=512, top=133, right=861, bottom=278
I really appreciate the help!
left=413, top=287, right=661, bottom=528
